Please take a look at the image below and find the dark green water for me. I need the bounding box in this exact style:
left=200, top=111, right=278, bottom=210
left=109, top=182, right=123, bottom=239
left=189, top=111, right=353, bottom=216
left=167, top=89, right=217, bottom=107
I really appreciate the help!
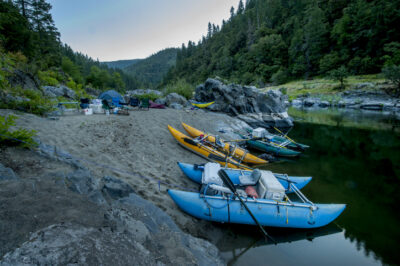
left=218, top=110, right=400, bottom=266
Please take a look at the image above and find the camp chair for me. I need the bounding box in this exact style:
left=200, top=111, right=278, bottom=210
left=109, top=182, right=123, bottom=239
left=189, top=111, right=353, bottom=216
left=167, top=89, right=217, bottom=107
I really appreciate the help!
left=80, top=98, right=90, bottom=109
left=139, top=98, right=150, bottom=110
left=129, top=97, right=140, bottom=110
left=102, top=99, right=112, bottom=112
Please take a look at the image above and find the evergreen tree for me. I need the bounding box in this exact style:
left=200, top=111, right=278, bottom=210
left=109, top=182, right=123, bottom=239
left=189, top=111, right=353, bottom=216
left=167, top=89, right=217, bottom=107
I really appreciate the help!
left=237, top=0, right=244, bottom=14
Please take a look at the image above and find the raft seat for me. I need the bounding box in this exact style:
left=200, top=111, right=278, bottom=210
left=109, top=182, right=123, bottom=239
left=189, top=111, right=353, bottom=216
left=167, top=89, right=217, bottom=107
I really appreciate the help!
left=239, top=169, right=261, bottom=186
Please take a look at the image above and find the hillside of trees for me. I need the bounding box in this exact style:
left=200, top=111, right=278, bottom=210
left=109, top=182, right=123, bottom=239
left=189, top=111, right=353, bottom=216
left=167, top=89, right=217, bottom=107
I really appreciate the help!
left=123, top=48, right=178, bottom=88
left=0, top=0, right=143, bottom=97
left=163, top=0, right=400, bottom=87
left=102, top=59, right=141, bottom=70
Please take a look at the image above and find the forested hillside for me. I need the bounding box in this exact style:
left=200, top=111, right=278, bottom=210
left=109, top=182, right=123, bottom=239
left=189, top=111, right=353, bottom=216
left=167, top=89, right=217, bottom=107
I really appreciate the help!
left=163, top=0, right=400, bottom=86
left=124, top=48, right=177, bottom=88
left=102, top=59, right=141, bottom=70
left=0, top=0, right=143, bottom=101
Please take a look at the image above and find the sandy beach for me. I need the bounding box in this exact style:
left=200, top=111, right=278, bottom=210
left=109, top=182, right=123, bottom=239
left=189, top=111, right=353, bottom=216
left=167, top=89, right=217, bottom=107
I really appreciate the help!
left=1, top=108, right=250, bottom=240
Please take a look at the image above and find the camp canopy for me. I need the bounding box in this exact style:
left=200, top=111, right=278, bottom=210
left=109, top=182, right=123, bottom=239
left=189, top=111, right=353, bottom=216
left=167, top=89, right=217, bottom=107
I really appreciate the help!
left=98, top=90, right=125, bottom=103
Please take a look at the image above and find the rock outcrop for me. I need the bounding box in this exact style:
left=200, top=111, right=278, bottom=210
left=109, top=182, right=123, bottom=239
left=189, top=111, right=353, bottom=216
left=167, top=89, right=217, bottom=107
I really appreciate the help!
left=42, top=85, right=76, bottom=99
left=0, top=142, right=223, bottom=265
left=195, top=78, right=293, bottom=129
left=6, top=69, right=41, bottom=92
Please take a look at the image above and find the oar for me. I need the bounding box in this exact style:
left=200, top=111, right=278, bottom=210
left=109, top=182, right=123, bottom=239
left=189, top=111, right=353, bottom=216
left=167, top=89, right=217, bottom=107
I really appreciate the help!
left=273, top=127, right=303, bottom=149
left=217, top=169, right=276, bottom=243
left=225, top=137, right=263, bottom=142
left=183, top=137, right=252, bottom=169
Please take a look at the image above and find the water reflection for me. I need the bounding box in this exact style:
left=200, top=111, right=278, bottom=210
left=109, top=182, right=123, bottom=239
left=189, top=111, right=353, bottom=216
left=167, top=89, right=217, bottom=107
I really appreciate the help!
left=219, top=109, right=400, bottom=265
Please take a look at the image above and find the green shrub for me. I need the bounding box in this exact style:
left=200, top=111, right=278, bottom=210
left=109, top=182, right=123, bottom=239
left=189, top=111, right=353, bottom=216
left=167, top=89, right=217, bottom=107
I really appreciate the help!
left=135, top=93, right=160, bottom=101
left=271, top=68, right=289, bottom=85
left=164, top=79, right=194, bottom=99
left=328, top=66, right=349, bottom=90
left=38, top=70, right=59, bottom=86
left=0, top=114, right=37, bottom=148
left=382, top=65, right=400, bottom=89
left=0, top=89, right=55, bottom=115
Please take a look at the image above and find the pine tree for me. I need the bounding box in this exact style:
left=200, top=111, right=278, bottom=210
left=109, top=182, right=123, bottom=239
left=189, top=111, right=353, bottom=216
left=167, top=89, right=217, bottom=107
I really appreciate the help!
left=237, top=0, right=244, bottom=14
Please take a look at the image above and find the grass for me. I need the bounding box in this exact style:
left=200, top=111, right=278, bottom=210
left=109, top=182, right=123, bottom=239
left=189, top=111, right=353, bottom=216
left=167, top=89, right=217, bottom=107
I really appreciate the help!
left=262, top=74, right=386, bottom=100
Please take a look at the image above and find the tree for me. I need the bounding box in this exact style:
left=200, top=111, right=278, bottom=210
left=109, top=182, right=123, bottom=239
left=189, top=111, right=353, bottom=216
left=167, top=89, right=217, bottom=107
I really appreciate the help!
left=382, top=65, right=400, bottom=95
left=0, top=1, right=33, bottom=56
left=329, top=66, right=348, bottom=90
left=207, top=22, right=212, bottom=39
left=230, top=6, right=235, bottom=20
left=302, top=5, right=329, bottom=77
left=237, top=0, right=244, bottom=14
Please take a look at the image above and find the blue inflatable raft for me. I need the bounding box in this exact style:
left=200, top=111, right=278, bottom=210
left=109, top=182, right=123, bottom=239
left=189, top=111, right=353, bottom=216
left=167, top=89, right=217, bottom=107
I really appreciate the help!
left=169, top=162, right=346, bottom=229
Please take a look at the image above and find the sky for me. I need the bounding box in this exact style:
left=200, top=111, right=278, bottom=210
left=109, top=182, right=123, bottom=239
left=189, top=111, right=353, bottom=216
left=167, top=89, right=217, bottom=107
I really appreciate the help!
left=48, top=0, right=239, bottom=62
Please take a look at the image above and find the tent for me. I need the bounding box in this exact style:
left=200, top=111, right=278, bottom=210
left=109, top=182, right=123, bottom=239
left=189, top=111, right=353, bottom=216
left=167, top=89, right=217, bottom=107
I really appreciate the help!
left=98, top=90, right=125, bottom=103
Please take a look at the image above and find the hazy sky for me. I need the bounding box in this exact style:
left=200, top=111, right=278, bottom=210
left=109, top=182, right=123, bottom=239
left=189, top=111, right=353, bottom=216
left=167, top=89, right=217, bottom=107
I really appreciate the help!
left=48, top=0, right=239, bottom=61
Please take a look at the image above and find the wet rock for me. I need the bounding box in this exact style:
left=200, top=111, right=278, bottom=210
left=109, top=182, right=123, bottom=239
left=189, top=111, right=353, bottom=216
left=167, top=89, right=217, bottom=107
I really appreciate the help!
left=291, top=99, right=303, bottom=106
left=0, top=163, right=19, bottom=181
left=319, top=101, right=330, bottom=108
left=304, top=99, right=317, bottom=107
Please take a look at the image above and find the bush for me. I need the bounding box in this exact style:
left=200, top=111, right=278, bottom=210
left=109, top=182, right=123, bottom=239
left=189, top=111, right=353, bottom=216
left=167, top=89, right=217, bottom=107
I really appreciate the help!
left=271, top=68, right=288, bottom=85
left=38, top=70, right=59, bottom=86
left=135, top=93, right=160, bottom=101
left=164, top=79, right=194, bottom=99
left=382, top=65, right=400, bottom=95
left=328, top=66, right=348, bottom=90
left=0, top=89, right=55, bottom=115
left=0, top=114, right=37, bottom=148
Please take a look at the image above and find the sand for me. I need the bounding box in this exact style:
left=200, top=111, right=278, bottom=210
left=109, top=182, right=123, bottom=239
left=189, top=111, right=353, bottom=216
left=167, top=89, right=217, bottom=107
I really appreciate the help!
left=1, top=108, right=250, bottom=239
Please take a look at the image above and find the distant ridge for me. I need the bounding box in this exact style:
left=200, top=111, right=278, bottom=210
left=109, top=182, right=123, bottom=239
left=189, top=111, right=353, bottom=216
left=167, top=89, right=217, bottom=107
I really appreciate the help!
left=102, top=59, right=142, bottom=70
left=124, top=48, right=178, bottom=88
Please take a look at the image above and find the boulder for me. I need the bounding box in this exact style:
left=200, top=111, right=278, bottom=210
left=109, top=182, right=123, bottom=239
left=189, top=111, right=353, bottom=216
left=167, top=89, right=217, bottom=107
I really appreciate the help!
left=43, top=85, right=76, bottom=99
left=154, top=97, right=166, bottom=105
left=169, top=103, right=183, bottom=110
left=304, top=98, right=317, bottom=107
left=291, top=99, right=303, bottom=107
left=165, top=93, right=188, bottom=107
left=319, top=101, right=330, bottom=108
left=194, top=78, right=292, bottom=129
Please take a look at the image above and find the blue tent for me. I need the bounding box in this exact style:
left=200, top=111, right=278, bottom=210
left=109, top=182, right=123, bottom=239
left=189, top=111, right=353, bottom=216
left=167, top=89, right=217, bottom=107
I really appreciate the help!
left=99, top=90, right=125, bottom=103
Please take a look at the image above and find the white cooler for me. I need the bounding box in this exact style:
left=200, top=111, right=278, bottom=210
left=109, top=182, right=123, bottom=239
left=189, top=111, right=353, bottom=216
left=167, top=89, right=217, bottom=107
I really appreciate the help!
left=89, top=104, right=103, bottom=114
left=256, top=170, right=285, bottom=201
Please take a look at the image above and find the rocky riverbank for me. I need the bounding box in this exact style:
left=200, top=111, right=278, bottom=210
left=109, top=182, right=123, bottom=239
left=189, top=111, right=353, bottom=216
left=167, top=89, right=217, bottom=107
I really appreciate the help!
left=290, top=87, right=400, bottom=112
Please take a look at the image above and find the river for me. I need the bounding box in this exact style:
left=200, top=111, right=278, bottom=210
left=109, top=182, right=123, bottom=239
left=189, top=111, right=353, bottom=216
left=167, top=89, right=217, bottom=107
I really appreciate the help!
left=218, top=107, right=400, bottom=266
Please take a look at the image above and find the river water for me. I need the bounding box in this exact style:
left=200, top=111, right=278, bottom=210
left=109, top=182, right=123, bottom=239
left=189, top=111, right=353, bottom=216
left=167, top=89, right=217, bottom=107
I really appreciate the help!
left=218, top=107, right=400, bottom=266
